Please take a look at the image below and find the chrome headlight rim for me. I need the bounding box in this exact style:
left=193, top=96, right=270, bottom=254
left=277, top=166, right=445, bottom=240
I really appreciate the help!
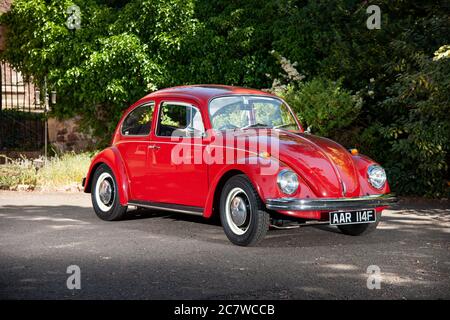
left=367, top=164, right=386, bottom=189
left=277, top=169, right=299, bottom=195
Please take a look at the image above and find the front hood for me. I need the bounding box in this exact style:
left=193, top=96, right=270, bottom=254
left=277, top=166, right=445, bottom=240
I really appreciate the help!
left=277, top=132, right=360, bottom=197
left=228, top=130, right=361, bottom=198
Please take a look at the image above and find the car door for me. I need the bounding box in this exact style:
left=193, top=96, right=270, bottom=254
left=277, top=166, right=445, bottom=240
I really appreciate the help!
left=145, top=101, right=209, bottom=208
left=115, top=102, right=155, bottom=201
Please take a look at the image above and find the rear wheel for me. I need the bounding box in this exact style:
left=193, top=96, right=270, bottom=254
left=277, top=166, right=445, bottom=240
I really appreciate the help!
left=91, top=164, right=127, bottom=221
left=220, top=175, right=270, bottom=246
left=338, top=212, right=382, bottom=236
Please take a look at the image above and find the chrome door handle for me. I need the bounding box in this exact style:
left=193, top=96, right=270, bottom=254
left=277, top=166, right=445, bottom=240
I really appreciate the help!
left=148, top=145, right=160, bottom=150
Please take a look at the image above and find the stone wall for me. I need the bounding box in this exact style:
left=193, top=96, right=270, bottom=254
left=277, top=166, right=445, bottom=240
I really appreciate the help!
left=48, top=117, right=97, bottom=153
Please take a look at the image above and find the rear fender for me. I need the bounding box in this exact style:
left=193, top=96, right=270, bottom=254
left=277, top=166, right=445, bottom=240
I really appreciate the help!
left=83, top=147, right=130, bottom=205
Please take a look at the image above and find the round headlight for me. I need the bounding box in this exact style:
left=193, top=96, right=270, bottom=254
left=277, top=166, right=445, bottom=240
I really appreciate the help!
left=277, top=169, right=299, bottom=195
left=368, top=165, right=386, bottom=189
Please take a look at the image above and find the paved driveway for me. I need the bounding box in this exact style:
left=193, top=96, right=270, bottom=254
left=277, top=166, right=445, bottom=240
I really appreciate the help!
left=0, top=191, right=449, bottom=299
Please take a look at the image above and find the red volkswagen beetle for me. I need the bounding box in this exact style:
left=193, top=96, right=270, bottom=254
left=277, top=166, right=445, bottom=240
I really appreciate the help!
left=83, top=85, right=395, bottom=246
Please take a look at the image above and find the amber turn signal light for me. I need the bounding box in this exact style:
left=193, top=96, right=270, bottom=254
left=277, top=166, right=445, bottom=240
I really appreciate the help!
left=349, top=148, right=359, bottom=156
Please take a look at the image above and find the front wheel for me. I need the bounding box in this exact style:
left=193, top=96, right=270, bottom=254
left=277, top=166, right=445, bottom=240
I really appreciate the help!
left=220, top=175, right=270, bottom=246
left=338, top=212, right=382, bottom=236
left=91, top=164, right=127, bottom=221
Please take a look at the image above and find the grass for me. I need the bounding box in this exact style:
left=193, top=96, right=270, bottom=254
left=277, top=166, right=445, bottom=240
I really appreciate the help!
left=0, top=158, right=38, bottom=190
left=0, top=152, right=93, bottom=191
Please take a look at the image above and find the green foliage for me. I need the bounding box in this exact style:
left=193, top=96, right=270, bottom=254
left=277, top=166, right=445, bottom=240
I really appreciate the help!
left=272, top=0, right=450, bottom=197
left=0, top=110, right=44, bottom=121
left=280, top=78, right=362, bottom=138
left=167, top=0, right=280, bottom=87
left=377, top=46, right=450, bottom=196
left=0, top=0, right=196, bottom=143
left=1, top=0, right=449, bottom=197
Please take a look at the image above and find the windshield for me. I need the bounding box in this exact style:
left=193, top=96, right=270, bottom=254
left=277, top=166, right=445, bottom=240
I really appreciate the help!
left=209, top=95, right=299, bottom=131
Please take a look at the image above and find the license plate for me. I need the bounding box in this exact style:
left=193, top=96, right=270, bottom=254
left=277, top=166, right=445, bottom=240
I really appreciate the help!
left=329, top=209, right=376, bottom=226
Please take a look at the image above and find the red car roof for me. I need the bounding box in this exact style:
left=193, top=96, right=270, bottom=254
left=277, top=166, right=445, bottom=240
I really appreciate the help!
left=143, top=85, right=276, bottom=105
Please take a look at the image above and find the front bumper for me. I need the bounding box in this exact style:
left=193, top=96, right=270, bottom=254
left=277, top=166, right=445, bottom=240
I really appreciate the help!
left=266, top=193, right=397, bottom=211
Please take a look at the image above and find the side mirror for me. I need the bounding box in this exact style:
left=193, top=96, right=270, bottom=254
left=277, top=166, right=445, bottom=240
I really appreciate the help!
left=186, top=127, right=195, bottom=137
left=305, top=126, right=312, bottom=134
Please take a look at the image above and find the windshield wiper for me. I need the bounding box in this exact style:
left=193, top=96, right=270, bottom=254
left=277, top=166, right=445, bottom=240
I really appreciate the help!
left=273, top=123, right=296, bottom=129
left=242, top=123, right=272, bottom=129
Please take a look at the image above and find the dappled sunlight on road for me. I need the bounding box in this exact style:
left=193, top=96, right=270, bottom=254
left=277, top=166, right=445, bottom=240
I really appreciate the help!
left=322, top=264, right=359, bottom=271
left=0, top=191, right=449, bottom=299
left=376, top=209, right=450, bottom=235
left=0, top=213, right=90, bottom=224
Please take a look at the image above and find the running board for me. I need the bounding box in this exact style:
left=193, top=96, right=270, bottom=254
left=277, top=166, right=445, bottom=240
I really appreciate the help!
left=128, top=200, right=204, bottom=216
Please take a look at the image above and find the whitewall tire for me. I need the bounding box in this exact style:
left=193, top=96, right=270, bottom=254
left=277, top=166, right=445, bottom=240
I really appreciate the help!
left=220, top=175, right=270, bottom=246
left=91, top=164, right=127, bottom=221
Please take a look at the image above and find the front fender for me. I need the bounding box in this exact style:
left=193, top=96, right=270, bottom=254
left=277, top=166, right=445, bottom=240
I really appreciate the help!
left=203, top=154, right=321, bottom=218
left=83, top=147, right=130, bottom=205
left=352, top=154, right=391, bottom=195
left=203, top=157, right=283, bottom=218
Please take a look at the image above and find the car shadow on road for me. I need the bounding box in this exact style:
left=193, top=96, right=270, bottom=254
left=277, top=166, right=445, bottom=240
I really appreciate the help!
left=1, top=203, right=448, bottom=249
left=1, top=202, right=449, bottom=300
left=124, top=207, right=222, bottom=225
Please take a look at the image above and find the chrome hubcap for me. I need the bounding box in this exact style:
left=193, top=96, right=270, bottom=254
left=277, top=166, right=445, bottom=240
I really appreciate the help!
left=225, top=187, right=251, bottom=235
left=230, top=196, right=247, bottom=227
left=95, top=172, right=115, bottom=212
left=99, top=179, right=113, bottom=205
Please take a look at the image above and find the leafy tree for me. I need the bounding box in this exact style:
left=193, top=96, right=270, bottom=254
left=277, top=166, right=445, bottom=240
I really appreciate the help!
left=1, top=0, right=197, bottom=140
left=166, top=0, right=282, bottom=87
left=271, top=0, right=450, bottom=196
left=1, top=0, right=449, bottom=196
left=377, top=46, right=450, bottom=196
left=280, top=78, right=362, bottom=138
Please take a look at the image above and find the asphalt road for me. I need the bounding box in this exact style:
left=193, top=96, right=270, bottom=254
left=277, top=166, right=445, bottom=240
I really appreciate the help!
left=0, top=191, right=449, bottom=300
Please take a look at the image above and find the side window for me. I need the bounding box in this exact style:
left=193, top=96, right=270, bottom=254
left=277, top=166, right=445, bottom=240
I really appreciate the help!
left=157, top=103, right=205, bottom=137
left=121, top=103, right=154, bottom=136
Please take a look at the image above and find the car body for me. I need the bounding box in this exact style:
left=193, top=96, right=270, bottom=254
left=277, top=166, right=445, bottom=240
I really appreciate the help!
left=84, top=85, right=396, bottom=246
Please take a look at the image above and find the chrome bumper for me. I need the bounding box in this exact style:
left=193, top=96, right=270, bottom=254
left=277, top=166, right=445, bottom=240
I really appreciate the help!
left=266, top=194, right=397, bottom=211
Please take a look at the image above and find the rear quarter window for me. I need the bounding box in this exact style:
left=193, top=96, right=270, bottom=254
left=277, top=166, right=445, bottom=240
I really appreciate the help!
left=121, top=103, right=155, bottom=136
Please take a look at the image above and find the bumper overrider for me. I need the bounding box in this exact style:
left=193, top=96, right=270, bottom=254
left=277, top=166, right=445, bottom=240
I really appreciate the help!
left=266, top=193, right=397, bottom=211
